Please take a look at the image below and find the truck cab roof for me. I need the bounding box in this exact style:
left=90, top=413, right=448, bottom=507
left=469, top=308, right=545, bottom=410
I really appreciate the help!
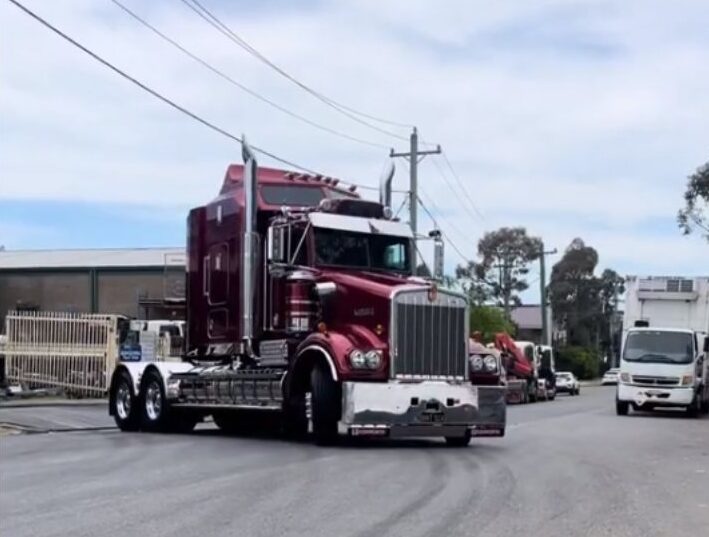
left=219, top=164, right=359, bottom=210
left=626, top=326, right=700, bottom=335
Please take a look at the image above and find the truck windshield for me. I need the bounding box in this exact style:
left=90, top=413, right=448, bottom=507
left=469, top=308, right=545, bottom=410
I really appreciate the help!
left=314, top=228, right=411, bottom=273
left=622, top=331, right=693, bottom=364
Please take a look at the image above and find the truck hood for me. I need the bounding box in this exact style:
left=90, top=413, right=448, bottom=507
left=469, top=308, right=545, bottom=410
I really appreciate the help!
left=321, top=269, right=426, bottom=298
left=316, top=269, right=431, bottom=346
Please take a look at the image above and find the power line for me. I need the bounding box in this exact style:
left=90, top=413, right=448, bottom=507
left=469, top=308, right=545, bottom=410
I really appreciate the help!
left=400, top=157, right=471, bottom=244
left=417, top=193, right=474, bottom=265
left=429, top=156, right=484, bottom=226
left=7, top=0, right=380, bottom=193
left=178, top=0, right=412, bottom=140
left=109, top=0, right=388, bottom=150
left=418, top=188, right=470, bottom=243
left=441, top=150, right=485, bottom=220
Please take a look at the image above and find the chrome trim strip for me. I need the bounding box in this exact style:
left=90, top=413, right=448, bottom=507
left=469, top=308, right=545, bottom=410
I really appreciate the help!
left=298, top=345, right=339, bottom=381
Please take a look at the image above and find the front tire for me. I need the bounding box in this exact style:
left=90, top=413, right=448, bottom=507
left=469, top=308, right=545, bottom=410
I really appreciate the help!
left=616, top=399, right=629, bottom=416
left=528, top=381, right=537, bottom=403
left=310, top=364, right=340, bottom=445
left=111, top=370, right=140, bottom=431
left=445, top=430, right=472, bottom=447
left=686, top=394, right=701, bottom=418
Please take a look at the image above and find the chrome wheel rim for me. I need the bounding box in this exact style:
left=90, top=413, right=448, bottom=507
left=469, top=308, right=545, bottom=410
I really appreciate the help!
left=116, top=383, right=131, bottom=420
left=145, top=381, right=162, bottom=421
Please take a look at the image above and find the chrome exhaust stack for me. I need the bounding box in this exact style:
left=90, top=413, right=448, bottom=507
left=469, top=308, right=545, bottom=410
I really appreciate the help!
left=430, top=229, right=444, bottom=282
left=241, top=137, right=258, bottom=358
left=379, top=161, right=395, bottom=209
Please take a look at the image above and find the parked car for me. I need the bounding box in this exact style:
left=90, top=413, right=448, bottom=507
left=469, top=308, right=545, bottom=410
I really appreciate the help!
left=602, top=368, right=620, bottom=385
left=555, top=371, right=580, bottom=395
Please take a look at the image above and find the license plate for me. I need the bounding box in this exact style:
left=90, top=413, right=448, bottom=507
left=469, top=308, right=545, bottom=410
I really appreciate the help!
left=420, top=413, right=444, bottom=423
left=472, top=428, right=504, bottom=437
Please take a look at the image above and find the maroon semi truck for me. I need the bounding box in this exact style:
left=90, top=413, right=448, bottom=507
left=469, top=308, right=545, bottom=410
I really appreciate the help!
left=108, top=142, right=479, bottom=445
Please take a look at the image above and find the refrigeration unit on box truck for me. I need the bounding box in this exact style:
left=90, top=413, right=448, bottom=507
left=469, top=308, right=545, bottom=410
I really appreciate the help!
left=617, top=276, right=709, bottom=417
left=107, top=140, right=480, bottom=445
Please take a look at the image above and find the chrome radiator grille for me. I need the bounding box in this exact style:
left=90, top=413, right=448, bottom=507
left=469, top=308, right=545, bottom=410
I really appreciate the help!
left=391, top=289, right=468, bottom=379
left=631, top=375, right=679, bottom=387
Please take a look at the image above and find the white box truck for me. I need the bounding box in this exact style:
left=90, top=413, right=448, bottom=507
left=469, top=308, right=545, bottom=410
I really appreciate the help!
left=617, top=276, right=709, bottom=417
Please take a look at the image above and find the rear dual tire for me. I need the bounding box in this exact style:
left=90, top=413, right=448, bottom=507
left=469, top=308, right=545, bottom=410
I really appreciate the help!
left=140, top=370, right=197, bottom=433
left=111, top=369, right=197, bottom=434
left=112, top=370, right=140, bottom=431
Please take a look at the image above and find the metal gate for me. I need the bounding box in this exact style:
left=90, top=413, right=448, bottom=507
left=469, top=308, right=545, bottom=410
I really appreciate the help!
left=4, top=311, right=122, bottom=397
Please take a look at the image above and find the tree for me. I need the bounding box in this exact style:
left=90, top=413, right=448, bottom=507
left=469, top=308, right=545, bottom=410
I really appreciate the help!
left=456, top=227, right=542, bottom=316
left=469, top=306, right=516, bottom=343
left=597, top=269, right=625, bottom=360
left=678, top=162, right=709, bottom=241
left=415, top=263, right=431, bottom=277
left=548, top=239, right=624, bottom=358
left=549, top=239, right=600, bottom=346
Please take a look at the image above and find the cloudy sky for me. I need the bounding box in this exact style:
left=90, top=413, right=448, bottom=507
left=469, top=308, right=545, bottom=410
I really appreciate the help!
left=2, top=0, right=708, bottom=300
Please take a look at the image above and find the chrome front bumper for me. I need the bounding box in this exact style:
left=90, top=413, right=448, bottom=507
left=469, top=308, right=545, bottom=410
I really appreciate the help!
left=339, top=380, right=478, bottom=438
left=617, top=383, right=695, bottom=406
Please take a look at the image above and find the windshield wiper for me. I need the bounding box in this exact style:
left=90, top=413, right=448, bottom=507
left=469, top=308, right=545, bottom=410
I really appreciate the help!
left=628, top=353, right=674, bottom=363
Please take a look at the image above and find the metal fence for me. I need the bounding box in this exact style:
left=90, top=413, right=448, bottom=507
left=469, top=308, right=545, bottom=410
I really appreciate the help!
left=4, top=311, right=122, bottom=397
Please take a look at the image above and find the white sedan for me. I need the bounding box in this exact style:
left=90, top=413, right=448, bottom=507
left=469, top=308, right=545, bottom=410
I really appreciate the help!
left=555, top=372, right=580, bottom=395
left=602, top=368, right=620, bottom=385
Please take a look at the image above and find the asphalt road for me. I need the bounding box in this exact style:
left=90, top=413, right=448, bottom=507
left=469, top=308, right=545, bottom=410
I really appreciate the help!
left=1, top=387, right=707, bottom=537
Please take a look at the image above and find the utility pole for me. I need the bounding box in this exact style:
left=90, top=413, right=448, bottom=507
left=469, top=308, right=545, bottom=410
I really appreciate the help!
left=493, top=262, right=515, bottom=320
left=390, top=127, right=441, bottom=266
left=539, top=244, right=557, bottom=346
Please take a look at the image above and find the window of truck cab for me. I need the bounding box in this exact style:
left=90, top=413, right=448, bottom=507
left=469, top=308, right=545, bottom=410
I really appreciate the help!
left=623, top=330, right=694, bottom=364
left=313, top=228, right=412, bottom=274
left=260, top=185, right=325, bottom=207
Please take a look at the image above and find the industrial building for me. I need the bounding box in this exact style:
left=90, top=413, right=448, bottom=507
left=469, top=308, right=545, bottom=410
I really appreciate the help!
left=0, top=248, right=186, bottom=325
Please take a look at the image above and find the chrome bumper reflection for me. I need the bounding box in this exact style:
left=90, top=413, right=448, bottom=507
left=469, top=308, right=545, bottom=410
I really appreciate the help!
left=339, top=380, right=478, bottom=437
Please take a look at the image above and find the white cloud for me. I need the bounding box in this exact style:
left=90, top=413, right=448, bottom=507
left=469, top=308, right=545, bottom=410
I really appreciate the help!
left=1, top=0, right=708, bottom=281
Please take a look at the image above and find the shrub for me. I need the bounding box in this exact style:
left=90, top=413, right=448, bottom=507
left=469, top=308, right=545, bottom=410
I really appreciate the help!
left=556, top=346, right=600, bottom=380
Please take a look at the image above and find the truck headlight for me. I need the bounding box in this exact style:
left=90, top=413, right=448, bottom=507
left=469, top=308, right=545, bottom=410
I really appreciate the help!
left=471, top=355, right=484, bottom=372
left=349, top=349, right=367, bottom=369
left=681, top=374, right=694, bottom=386
left=483, top=355, right=498, bottom=373
left=620, top=372, right=631, bottom=384
left=364, top=350, right=382, bottom=369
